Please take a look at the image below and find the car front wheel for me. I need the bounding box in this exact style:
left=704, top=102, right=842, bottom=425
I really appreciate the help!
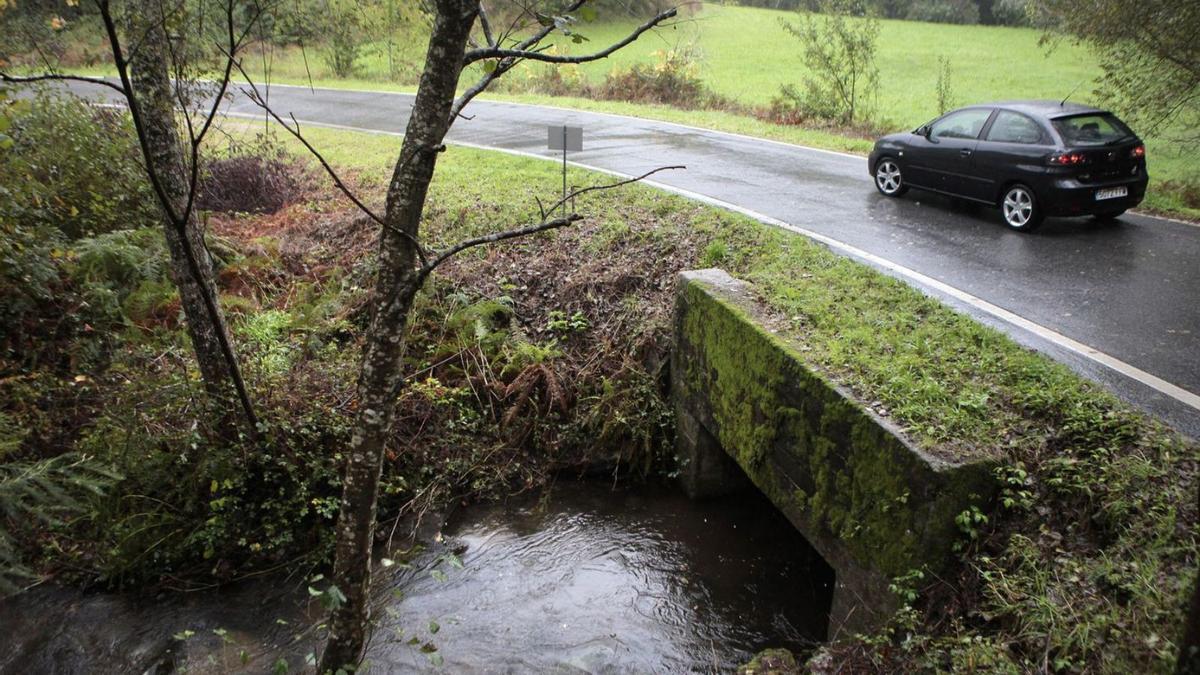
left=1001, top=184, right=1043, bottom=232
left=874, top=158, right=908, bottom=197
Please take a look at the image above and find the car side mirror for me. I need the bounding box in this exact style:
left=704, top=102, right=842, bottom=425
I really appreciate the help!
left=918, top=125, right=932, bottom=138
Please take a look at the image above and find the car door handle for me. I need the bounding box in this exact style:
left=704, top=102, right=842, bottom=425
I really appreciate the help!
left=960, top=149, right=973, bottom=157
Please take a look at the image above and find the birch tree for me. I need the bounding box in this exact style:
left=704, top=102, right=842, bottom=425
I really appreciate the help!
left=235, top=1, right=680, bottom=669
left=1, top=0, right=262, bottom=434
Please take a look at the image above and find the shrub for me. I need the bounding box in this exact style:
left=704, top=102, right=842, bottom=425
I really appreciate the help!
left=597, top=47, right=709, bottom=108
left=1, top=226, right=175, bottom=372
left=0, top=90, right=158, bottom=240
left=905, top=0, right=979, bottom=24
left=778, top=0, right=880, bottom=125
left=935, top=55, right=955, bottom=114
left=198, top=153, right=303, bottom=214
left=991, top=0, right=1033, bottom=26
left=0, top=453, right=121, bottom=595
left=72, top=364, right=353, bottom=586
left=517, top=47, right=589, bottom=97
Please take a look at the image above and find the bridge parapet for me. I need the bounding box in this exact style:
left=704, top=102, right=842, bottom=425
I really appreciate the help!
left=672, top=269, right=997, bottom=637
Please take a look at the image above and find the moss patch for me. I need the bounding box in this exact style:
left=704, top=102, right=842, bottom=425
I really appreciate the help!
left=675, top=272, right=995, bottom=579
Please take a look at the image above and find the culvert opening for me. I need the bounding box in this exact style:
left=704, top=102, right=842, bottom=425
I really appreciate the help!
left=694, top=453, right=839, bottom=647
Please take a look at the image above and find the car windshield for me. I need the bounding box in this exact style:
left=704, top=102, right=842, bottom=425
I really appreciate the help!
left=1051, top=113, right=1134, bottom=146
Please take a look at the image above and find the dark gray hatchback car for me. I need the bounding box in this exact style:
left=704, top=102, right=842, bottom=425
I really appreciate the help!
left=868, top=100, right=1148, bottom=232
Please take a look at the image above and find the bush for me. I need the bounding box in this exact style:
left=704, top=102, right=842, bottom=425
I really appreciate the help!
left=777, top=1, right=880, bottom=125
left=0, top=90, right=158, bottom=241
left=598, top=47, right=710, bottom=108
left=991, top=0, right=1032, bottom=25
left=0, top=90, right=161, bottom=366
left=1, top=226, right=176, bottom=372
left=198, top=146, right=304, bottom=214
left=905, top=0, right=979, bottom=24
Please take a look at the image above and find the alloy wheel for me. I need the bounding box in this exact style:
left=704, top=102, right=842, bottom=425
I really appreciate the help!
left=1003, top=187, right=1035, bottom=229
left=875, top=160, right=903, bottom=195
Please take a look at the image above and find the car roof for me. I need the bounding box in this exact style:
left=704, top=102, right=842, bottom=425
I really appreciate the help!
left=956, top=100, right=1109, bottom=119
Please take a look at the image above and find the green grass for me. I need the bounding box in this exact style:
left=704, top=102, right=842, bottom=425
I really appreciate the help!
left=264, top=121, right=1197, bottom=671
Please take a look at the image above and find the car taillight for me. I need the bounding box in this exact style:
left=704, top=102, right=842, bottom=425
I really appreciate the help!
left=1131, top=144, right=1145, bottom=159
left=1048, top=152, right=1089, bottom=166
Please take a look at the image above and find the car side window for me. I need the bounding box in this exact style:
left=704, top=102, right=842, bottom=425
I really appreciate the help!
left=986, top=111, right=1044, bottom=144
left=930, top=109, right=992, bottom=140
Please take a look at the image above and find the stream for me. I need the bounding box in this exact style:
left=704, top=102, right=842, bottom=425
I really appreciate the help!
left=0, top=482, right=833, bottom=673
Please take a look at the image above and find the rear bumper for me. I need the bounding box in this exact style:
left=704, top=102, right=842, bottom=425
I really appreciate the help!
left=1040, top=176, right=1149, bottom=216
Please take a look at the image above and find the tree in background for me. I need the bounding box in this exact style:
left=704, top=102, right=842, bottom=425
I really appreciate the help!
left=778, top=0, right=880, bottom=126
left=1035, top=0, right=1199, bottom=143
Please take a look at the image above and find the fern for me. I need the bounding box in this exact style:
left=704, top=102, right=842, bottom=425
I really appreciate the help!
left=0, top=453, right=122, bottom=595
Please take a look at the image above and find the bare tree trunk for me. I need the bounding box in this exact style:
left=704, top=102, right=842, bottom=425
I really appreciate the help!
left=318, top=1, right=478, bottom=670
left=125, top=11, right=243, bottom=424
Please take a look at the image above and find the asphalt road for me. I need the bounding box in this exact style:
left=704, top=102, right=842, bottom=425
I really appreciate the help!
left=65, top=82, right=1200, bottom=439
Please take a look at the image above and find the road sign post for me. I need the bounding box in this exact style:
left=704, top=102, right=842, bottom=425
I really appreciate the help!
left=548, top=125, right=582, bottom=216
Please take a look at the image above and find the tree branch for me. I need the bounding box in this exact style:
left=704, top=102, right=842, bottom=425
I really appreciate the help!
left=450, top=0, right=585, bottom=124
left=0, top=72, right=127, bottom=96
left=462, top=7, right=678, bottom=65
left=477, top=2, right=497, bottom=48
left=179, top=0, right=264, bottom=230
left=419, top=214, right=582, bottom=284
left=95, top=0, right=260, bottom=434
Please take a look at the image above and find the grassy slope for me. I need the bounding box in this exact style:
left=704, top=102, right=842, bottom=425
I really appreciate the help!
left=265, top=121, right=1197, bottom=671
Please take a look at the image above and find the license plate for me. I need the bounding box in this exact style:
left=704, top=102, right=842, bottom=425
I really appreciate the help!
left=1095, top=186, right=1128, bottom=201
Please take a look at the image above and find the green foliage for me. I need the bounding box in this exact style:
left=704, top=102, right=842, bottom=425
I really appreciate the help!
left=67, top=229, right=172, bottom=330
left=74, top=370, right=350, bottom=585
left=777, top=0, right=880, bottom=124
left=1035, top=0, right=1199, bottom=144
left=597, top=46, right=711, bottom=108
left=0, top=453, right=121, bottom=594
left=544, top=310, right=589, bottom=335
left=0, top=90, right=158, bottom=240
left=0, top=91, right=164, bottom=361
left=238, top=309, right=297, bottom=378
left=270, top=0, right=424, bottom=78
left=904, top=0, right=979, bottom=24
left=2, top=226, right=173, bottom=371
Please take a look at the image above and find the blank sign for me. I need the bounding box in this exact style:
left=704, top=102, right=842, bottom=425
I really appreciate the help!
left=547, top=125, right=583, bottom=151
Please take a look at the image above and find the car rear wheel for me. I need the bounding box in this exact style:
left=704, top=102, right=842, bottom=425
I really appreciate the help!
left=874, top=159, right=907, bottom=197
left=1001, top=184, right=1043, bottom=232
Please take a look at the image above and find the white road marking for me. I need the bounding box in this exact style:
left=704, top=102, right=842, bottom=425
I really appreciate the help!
left=211, top=110, right=1200, bottom=413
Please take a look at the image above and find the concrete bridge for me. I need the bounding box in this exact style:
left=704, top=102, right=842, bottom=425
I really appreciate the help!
left=671, top=269, right=998, bottom=637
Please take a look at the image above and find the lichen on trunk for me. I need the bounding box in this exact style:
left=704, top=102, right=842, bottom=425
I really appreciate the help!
left=318, top=1, right=480, bottom=670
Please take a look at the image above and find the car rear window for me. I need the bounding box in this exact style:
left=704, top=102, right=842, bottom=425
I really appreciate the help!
left=1051, top=113, right=1134, bottom=146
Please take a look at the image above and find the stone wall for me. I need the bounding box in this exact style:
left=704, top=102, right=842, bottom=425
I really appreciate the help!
left=671, top=269, right=997, bottom=637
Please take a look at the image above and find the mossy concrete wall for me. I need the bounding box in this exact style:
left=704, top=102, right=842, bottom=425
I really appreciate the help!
left=672, top=269, right=997, bottom=637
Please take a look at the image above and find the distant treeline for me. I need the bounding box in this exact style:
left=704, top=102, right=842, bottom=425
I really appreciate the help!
left=720, top=0, right=1036, bottom=25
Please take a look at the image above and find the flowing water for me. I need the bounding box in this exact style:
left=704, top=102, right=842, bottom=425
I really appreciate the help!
left=0, top=482, right=833, bottom=674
